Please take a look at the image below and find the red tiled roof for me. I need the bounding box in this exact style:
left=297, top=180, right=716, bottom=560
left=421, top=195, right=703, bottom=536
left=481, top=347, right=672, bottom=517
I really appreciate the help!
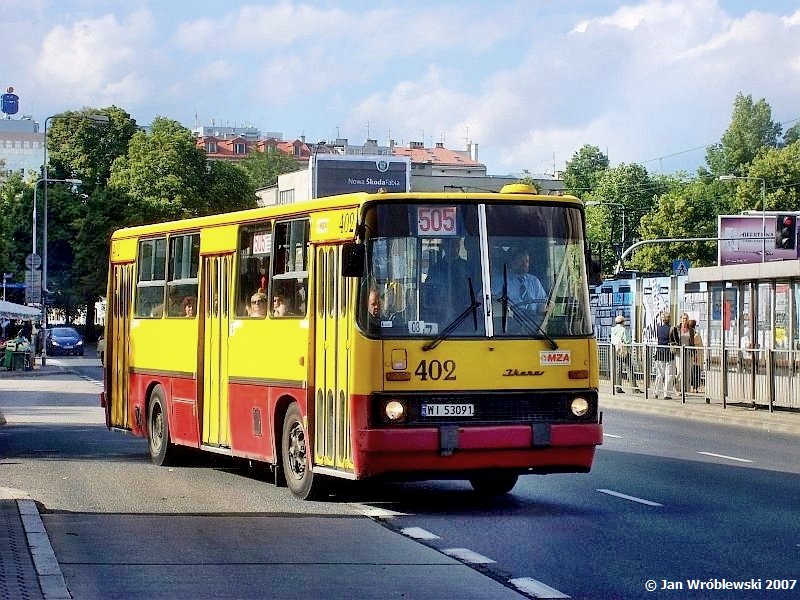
left=392, top=145, right=483, bottom=167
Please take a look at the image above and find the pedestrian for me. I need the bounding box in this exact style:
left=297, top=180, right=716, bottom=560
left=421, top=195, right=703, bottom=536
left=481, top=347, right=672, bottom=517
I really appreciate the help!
left=652, top=312, right=679, bottom=399
left=19, top=320, right=32, bottom=343
left=674, top=312, right=692, bottom=392
left=610, top=314, right=641, bottom=394
left=687, top=319, right=703, bottom=393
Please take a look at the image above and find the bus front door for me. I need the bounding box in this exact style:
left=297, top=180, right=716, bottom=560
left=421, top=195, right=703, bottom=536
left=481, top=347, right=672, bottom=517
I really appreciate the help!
left=313, top=246, right=353, bottom=472
left=201, top=254, right=232, bottom=448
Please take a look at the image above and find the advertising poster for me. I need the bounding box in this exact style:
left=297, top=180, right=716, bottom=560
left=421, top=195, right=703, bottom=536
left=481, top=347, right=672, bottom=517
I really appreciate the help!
left=718, top=215, right=798, bottom=265
left=312, top=154, right=410, bottom=198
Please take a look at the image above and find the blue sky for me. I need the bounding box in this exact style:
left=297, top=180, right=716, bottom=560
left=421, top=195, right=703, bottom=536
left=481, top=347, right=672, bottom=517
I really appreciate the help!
left=4, top=0, right=800, bottom=176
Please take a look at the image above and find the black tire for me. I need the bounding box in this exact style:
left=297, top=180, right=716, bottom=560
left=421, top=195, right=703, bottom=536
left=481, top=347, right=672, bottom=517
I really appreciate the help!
left=469, top=473, right=519, bottom=496
left=281, top=403, right=326, bottom=500
left=148, top=385, right=176, bottom=466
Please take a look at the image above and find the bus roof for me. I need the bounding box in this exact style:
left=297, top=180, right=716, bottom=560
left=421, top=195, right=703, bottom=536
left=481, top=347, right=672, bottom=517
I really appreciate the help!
left=110, top=189, right=582, bottom=241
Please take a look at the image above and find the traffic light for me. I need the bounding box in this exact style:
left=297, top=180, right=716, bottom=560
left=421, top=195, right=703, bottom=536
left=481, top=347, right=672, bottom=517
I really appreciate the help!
left=775, top=214, right=796, bottom=250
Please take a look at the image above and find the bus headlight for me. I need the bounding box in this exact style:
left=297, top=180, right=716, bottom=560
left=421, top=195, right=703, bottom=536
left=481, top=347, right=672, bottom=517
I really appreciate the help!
left=570, top=397, right=590, bottom=417
left=384, top=400, right=406, bottom=421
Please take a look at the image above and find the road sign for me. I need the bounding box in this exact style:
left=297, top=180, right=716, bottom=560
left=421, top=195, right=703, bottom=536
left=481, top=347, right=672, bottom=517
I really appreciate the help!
left=672, top=259, right=690, bottom=277
left=25, top=269, right=41, bottom=304
left=25, top=253, right=42, bottom=270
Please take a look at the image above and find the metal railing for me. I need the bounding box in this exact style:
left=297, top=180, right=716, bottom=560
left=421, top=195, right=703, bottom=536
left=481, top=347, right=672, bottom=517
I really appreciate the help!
left=598, top=342, right=800, bottom=412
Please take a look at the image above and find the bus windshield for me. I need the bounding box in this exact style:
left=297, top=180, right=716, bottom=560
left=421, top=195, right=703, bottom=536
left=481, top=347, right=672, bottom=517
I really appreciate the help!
left=357, top=202, right=592, bottom=339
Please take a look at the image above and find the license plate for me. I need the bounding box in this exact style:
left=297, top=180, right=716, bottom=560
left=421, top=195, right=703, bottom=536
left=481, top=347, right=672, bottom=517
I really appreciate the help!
left=421, top=403, right=474, bottom=417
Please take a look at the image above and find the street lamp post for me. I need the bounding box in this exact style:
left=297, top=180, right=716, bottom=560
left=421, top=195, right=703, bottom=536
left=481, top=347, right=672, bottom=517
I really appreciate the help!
left=40, top=112, right=109, bottom=366
left=719, top=174, right=767, bottom=261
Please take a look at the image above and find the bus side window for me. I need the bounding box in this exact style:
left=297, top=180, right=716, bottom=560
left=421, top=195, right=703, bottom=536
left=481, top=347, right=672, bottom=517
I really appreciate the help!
left=235, top=223, right=272, bottom=317
left=135, top=237, right=167, bottom=317
left=272, top=219, right=309, bottom=317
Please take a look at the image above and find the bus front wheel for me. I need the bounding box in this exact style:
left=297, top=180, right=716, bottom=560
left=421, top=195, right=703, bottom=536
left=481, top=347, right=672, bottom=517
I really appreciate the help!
left=469, top=473, right=519, bottom=496
left=148, top=385, right=176, bottom=466
left=281, top=403, right=326, bottom=500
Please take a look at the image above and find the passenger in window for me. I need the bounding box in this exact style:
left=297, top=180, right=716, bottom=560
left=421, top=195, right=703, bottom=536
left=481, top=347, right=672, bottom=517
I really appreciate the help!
left=182, top=296, right=196, bottom=317
left=272, top=294, right=293, bottom=317
left=249, top=290, right=268, bottom=317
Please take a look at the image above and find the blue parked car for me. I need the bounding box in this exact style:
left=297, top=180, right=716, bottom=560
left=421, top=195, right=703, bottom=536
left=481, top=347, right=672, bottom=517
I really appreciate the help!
left=46, top=326, right=84, bottom=356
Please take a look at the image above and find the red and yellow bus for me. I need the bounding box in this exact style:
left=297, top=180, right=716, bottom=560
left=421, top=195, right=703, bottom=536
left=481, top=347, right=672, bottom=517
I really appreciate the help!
left=102, top=184, right=602, bottom=499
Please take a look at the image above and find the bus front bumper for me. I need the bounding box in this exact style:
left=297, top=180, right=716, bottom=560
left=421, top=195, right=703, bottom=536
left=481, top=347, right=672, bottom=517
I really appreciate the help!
left=354, top=423, right=603, bottom=478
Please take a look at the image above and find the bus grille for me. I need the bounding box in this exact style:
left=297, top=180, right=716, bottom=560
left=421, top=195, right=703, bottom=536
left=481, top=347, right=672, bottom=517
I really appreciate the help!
left=373, top=391, right=598, bottom=426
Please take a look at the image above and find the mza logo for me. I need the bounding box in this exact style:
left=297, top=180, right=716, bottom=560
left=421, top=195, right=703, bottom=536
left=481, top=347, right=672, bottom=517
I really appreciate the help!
left=539, top=350, right=571, bottom=365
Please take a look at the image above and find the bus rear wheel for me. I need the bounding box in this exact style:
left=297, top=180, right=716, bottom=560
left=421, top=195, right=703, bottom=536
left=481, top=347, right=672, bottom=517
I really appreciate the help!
left=468, top=473, right=519, bottom=496
left=281, top=403, right=326, bottom=500
left=148, top=385, right=176, bottom=466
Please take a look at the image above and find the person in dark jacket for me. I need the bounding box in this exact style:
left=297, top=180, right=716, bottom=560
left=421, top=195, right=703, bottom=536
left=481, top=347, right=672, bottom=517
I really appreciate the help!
left=652, top=312, right=679, bottom=399
left=19, top=320, right=32, bottom=343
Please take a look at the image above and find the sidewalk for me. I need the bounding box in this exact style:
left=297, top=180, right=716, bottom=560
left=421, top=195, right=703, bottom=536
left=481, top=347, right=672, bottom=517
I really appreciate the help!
left=599, top=385, right=800, bottom=437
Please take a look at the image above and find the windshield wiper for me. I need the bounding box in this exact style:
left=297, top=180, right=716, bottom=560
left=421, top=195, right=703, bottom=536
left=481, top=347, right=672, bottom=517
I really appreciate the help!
left=422, top=278, right=481, bottom=352
left=495, top=289, right=558, bottom=350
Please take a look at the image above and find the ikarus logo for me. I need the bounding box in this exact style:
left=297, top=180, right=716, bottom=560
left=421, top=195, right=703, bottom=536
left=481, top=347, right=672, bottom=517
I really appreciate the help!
left=539, top=350, right=571, bottom=366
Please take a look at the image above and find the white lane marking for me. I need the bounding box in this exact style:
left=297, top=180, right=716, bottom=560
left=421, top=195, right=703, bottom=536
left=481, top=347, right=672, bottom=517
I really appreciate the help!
left=349, top=503, right=408, bottom=518
left=597, top=488, right=663, bottom=507
left=603, top=433, right=623, bottom=438
left=697, top=451, right=753, bottom=463
left=510, top=577, right=571, bottom=598
left=443, top=548, right=496, bottom=564
left=401, top=527, right=440, bottom=540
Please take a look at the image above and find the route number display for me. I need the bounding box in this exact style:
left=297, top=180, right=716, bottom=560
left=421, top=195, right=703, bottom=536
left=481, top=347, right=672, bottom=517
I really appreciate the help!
left=417, top=206, right=457, bottom=236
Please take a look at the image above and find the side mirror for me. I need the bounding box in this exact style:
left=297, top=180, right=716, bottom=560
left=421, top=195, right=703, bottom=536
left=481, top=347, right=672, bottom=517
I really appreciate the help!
left=588, top=251, right=602, bottom=286
left=341, top=243, right=365, bottom=277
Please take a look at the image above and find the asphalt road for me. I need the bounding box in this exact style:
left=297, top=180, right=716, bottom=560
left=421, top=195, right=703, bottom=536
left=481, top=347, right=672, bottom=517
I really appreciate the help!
left=2, top=361, right=798, bottom=599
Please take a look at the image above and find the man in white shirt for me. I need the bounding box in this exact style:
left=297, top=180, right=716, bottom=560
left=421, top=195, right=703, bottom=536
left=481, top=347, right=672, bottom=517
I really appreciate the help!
left=610, top=314, right=641, bottom=394
left=504, top=248, right=546, bottom=310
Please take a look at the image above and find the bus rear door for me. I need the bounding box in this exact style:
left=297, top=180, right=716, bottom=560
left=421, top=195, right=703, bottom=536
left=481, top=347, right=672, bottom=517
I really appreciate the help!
left=105, top=262, right=133, bottom=429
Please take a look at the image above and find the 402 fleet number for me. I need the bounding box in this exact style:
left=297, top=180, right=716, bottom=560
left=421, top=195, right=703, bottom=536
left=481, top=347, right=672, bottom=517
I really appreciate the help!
left=414, top=359, right=456, bottom=381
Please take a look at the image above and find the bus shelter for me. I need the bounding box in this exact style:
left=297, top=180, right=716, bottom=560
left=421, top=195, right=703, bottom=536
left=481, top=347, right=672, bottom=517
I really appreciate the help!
left=687, top=260, right=800, bottom=410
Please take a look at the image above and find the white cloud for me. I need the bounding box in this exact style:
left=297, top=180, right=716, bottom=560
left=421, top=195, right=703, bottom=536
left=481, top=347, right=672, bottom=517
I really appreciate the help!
left=35, top=10, right=155, bottom=108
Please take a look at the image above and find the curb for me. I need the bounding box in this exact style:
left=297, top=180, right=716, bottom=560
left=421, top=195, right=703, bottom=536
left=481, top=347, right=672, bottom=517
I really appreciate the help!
left=600, top=393, right=800, bottom=437
left=0, top=488, right=70, bottom=599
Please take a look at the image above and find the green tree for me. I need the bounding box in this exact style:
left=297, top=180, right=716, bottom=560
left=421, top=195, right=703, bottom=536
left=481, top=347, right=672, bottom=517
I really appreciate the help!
left=204, top=160, right=257, bottom=215
left=108, top=116, right=208, bottom=224
left=0, top=173, right=27, bottom=299
left=46, top=106, right=138, bottom=185
left=744, top=140, right=800, bottom=213
left=37, top=107, right=139, bottom=331
left=238, top=147, right=299, bottom=190
left=585, top=163, right=662, bottom=273
left=782, top=122, right=800, bottom=147
left=563, top=145, right=609, bottom=198
left=705, top=93, right=781, bottom=176
left=633, top=179, right=728, bottom=272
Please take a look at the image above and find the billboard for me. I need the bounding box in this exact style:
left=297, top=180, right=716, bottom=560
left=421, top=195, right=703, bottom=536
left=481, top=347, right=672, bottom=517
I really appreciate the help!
left=718, top=214, right=798, bottom=265
left=311, top=154, right=410, bottom=199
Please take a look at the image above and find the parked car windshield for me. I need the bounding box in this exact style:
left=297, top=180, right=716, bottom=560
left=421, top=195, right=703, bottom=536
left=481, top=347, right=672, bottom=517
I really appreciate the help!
left=52, top=327, right=80, bottom=337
